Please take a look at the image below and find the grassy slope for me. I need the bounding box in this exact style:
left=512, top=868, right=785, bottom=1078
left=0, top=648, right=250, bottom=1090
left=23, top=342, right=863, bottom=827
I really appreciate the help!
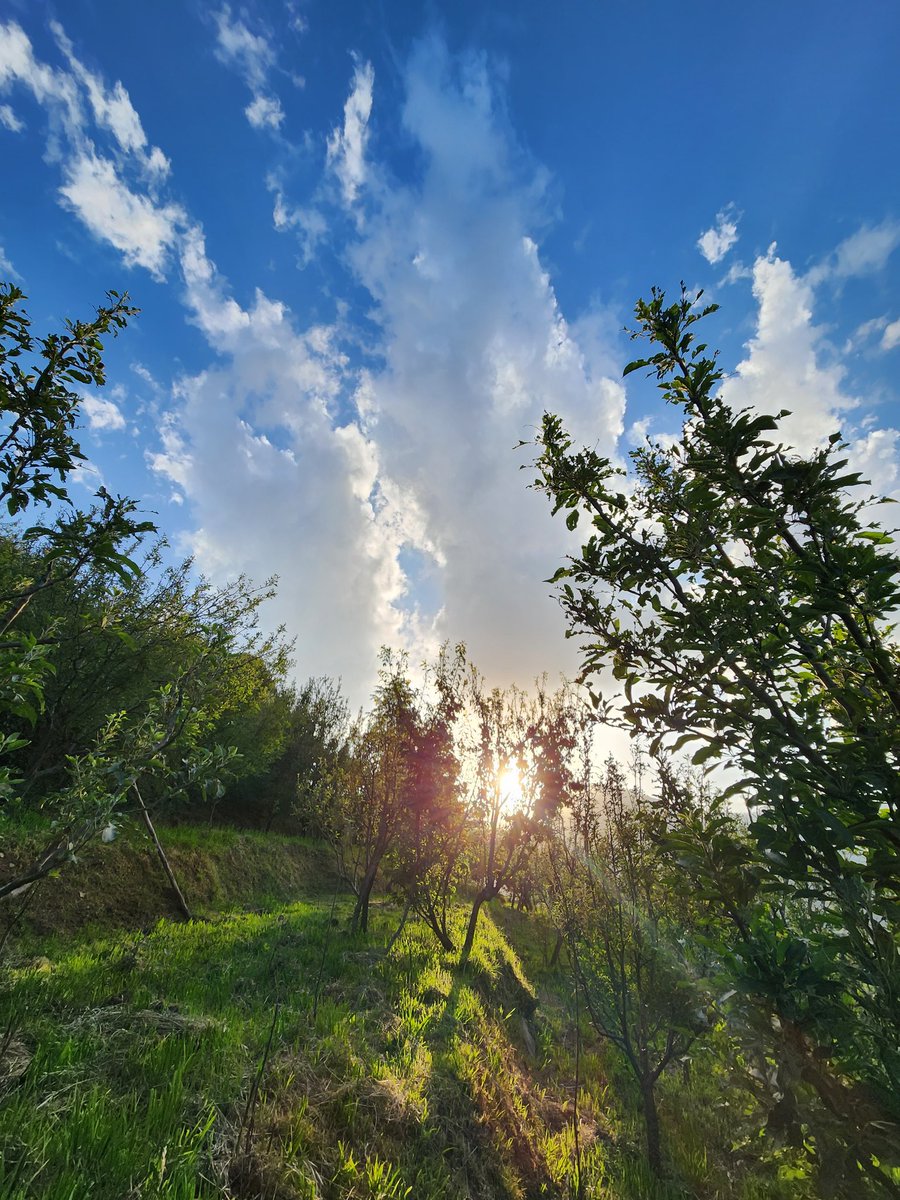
left=0, top=828, right=816, bottom=1200
left=0, top=822, right=337, bottom=939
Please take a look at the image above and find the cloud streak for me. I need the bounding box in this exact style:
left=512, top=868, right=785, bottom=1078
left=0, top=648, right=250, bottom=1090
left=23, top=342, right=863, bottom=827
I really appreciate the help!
left=59, top=149, right=184, bottom=278
left=0, top=101, right=22, bottom=131
left=805, top=219, right=900, bottom=287
left=327, top=58, right=374, bottom=207
left=213, top=7, right=285, bottom=135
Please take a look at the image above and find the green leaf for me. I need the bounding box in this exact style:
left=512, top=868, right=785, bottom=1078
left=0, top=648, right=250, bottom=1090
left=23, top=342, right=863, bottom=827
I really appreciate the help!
left=691, top=743, right=721, bottom=767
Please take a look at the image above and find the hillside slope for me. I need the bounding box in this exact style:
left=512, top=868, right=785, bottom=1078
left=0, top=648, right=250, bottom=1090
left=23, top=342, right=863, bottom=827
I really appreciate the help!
left=1, top=824, right=337, bottom=939
left=0, top=830, right=818, bottom=1200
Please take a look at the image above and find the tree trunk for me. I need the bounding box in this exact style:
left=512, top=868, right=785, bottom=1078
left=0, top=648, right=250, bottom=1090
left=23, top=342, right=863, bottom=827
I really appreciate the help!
left=549, top=927, right=564, bottom=968
left=134, top=785, right=192, bottom=921
left=385, top=899, right=412, bottom=955
left=350, top=862, right=378, bottom=935
left=432, top=924, right=456, bottom=953
left=640, top=1075, right=662, bottom=1176
left=459, top=888, right=492, bottom=966
left=422, top=912, right=456, bottom=953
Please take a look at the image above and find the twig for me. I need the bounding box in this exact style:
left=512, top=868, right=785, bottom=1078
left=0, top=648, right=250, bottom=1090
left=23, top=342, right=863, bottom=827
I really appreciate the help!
left=240, top=1002, right=280, bottom=1156
left=573, top=966, right=583, bottom=1200
left=133, top=783, right=192, bottom=920
left=0, top=878, right=42, bottom=961
left=312, top=877, right=340, bottom=1020
left=384, top=897, right=412, bottom=956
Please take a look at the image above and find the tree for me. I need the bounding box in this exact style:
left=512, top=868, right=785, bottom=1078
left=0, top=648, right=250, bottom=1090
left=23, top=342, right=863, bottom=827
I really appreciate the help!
left=0, top=683, right=236, bottom=906
left=1, top=283, right=132, bottom=517
left=531, top=287, right=900, bottom=1185
left=0, top=284, right=153, bottom=800
left=0, top=535, right=290, bottom=806
left=335, top=651, right=422, bottom=936
left=458, top=674, right=583, bottom=965
left=332, top=646, right=469, bottom=940
left=0, top=284, right=288, bottom=914
left=0, top=283, right=153, bottom=625
left=386, top=645, right=467, bottom=952
left=0, top=545, right=291, bottom=911
left=248, top=676, right=350, bottom=835
left=0, top=282, right=155, bottom=893
left=659, top=770, right=900, bottom=1196
left=549, top=755, right=711, bottom=1176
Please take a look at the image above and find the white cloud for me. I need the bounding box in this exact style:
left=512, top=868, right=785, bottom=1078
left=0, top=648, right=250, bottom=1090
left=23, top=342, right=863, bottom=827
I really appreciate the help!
left=69, top=460, right=104, bottom=492
left=0, top=20, right=625, bottom=703
left=0, top=21, right=616, bottom=702
left=722, top=259, right=752, bottom=285
left=0, top=22, right=56, bottom=98
left=285, top=2, right=308, bottom=35
left=59, top=149, right=183, bottom=278
left=339, top=37, right=624, bottom=688
left=808, top=219, right=900, bottom=285
left=147, top=301, right=414, bottom=700
left=850, top=427, right=900, bottom=506
left=0, top=245, right=19, bottom=280
left=134, top=34, right=625, bottom=700
left=0, top=102, right=22, bottom=131
left=1, top=21, right=177, bottom=275
left=725, top=244, right=900, bottom=507
left=727, top=245, right=857, bottom=450
left=844, top=313, right=889, bottom=353
left=0, top=20, right=82, bottom=139
left=213, top=7, right=272, bottom=88
left=213, top=7, right=284, bottom=135
left=50, top=20, right=169, bottom=176
left=698, top=204, right=740, bottom=265
left=245, top=93, right=283, bottom=130
left=179, top=223, right=253, bottom=343
left=269, top=177, right=327, bottom=264
left=327, top=58, right=374, bottom=206
left=131, top=361, right=163, bottom=393
left=82, top=392, right=126, bottom=431
left=882, top=318, right=900, bottom=351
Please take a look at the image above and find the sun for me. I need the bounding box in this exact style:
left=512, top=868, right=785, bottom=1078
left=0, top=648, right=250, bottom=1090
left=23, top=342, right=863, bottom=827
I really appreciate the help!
left=498, top=763, right=525, bottom=811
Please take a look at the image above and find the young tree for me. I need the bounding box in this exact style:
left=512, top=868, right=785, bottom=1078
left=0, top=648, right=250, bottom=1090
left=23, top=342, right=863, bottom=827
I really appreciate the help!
left=0, top=284, right=287, bottom=912
left=0, top=283, right=153, bottom=623
left=265, top=677, right=349, bottom=835
left=333, top=646, right=470, bottom=939
left=549, top=756, right=711, bottom=1176
left=458, top=675, right=584, bottom=965
left=2, top=535, right=289, bottom=804
left=335, top=651, right=422, bottom=935
left=0, top=681, right=236, bottom=906
left=0, top=282, right=154, bottom=869
left=531, top=287, right=900, bottom=1181
left=386, top=645, right=467, bottom=952
left=660, top=771, right=900, bottom=1196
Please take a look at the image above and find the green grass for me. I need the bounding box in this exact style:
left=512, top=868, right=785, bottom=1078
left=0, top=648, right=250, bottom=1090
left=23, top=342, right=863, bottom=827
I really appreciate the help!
left=0, top=817, right=338, bottom=949
left=0, top=897, right=607, bottom=1199
left=0, top=862, right=828, bottom=1200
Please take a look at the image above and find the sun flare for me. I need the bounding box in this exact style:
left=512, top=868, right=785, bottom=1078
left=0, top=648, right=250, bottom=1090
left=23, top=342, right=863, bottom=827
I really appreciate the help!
left=498, top=764, right=525, bottom=811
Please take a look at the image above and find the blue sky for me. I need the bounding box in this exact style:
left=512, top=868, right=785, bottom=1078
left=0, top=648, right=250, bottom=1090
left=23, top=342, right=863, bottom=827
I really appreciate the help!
left=1, top=2, right=899, bottom=704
